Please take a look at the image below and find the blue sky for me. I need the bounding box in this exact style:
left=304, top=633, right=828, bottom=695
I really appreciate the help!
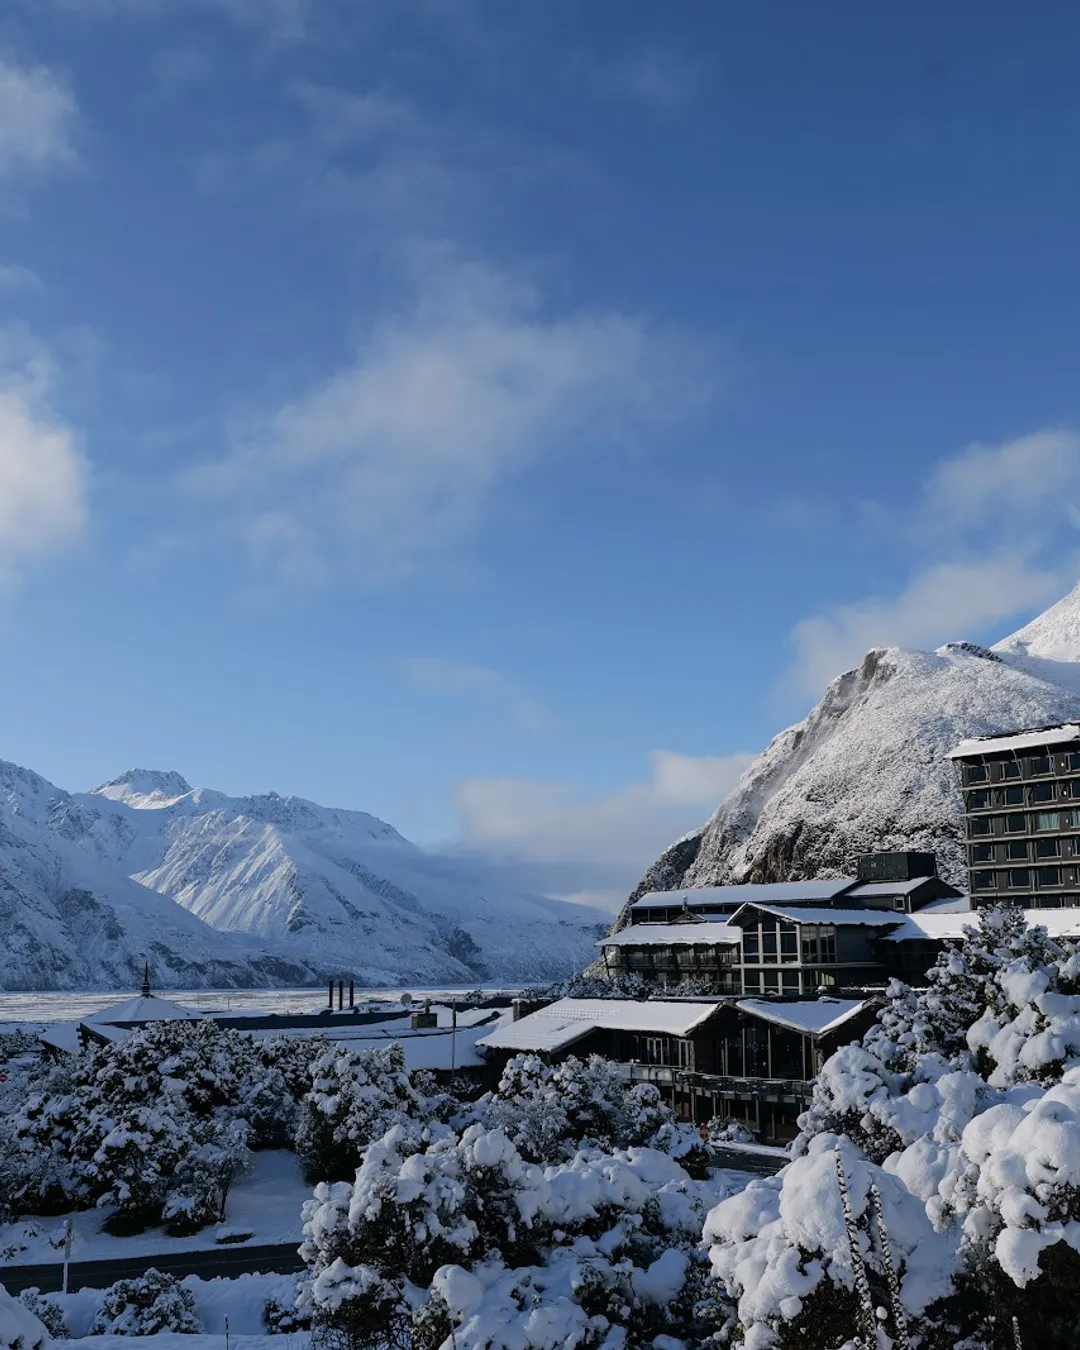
left=3, top=1, right=1080, bottom=909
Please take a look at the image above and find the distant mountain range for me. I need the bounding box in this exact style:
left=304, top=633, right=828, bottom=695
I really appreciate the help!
left=622, top=582, right=1080, bottom=924
left=0, top=764, right=608, bottom=991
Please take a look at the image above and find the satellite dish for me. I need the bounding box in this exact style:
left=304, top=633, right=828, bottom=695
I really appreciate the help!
left=401, top=992, right=413, bottom=1008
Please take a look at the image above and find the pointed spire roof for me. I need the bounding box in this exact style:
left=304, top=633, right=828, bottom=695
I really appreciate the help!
left=140, top=962, right=151, bottom=998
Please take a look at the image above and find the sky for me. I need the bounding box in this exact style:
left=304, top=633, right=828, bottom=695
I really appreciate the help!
left=3, top=1, right=1080, bottom=911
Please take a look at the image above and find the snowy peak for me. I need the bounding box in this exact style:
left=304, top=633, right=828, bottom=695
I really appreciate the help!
left=93, top=769, right=194, bottom=808
left=995, top=580, right=1080, bottom=662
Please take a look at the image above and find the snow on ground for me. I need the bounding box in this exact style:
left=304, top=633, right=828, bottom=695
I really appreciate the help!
left=0, top=1152, right=310, bottom=1268
left=60, top=1337, right=305, bottom=1350
left=47, top=1271, right=302, bottom=1338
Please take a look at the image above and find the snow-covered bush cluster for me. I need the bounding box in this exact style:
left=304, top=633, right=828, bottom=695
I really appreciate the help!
left=0, top=1020, right=321, bottom=1232
left=300, top=1116, right=741, bottom=1350
left=705, top=906, right=1080, bottom=1348
left=88, top=1268, right=200, bottom=1336
left=15, top=1292, right=65, bottom=1342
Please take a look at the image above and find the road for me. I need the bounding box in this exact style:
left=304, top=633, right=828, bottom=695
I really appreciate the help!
left=0, top=1241, right=305, bottom=1295
left=710, top=1145, right=787, bottom=1176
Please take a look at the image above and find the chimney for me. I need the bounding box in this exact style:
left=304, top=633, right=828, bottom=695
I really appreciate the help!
left=348, top=980, right=355, bottom=1008
left=338, top=980, right=344, bottom=1010
left=328, top=981, right=334, bottom=1010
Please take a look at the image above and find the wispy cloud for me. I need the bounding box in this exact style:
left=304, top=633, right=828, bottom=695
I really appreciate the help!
left=788, top=429, right=1080, bottom=694
left=401, top=657, right=551, bottom=733
left=449, top=748, right=755, bottom=910
left=0, top=56, right=78, bottom=184
left=190, top=254, right=713, bottom=584
left=0, top=341, right=87, bottom=580
left=572, top=47, right=700, bottom=111
left=0, top=263, right=42, bottom=292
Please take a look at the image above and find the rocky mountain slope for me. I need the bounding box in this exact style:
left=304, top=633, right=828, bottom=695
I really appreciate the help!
left=0, top=764, right=607, bottom=991
left=620, top=583, right=1080, bottom=923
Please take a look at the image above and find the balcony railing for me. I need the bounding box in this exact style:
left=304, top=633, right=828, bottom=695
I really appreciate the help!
left=616, top=1062, right=814, bottom=1103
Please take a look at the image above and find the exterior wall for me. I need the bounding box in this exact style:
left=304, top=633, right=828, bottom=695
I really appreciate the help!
left=956, top=742, right=1080, bottom=909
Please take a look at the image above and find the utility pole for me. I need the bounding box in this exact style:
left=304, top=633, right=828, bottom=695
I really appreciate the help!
left=62, top=1217, right=73, bottom=1294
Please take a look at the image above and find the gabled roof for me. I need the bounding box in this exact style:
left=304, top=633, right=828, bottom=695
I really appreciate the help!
left=598, top=922, right=740, bottom=948
left=631, top=879, right=857, bottom=910
left=86, top=994, right=201, bottom=1025
left=736, top=998, right=871, bottom=1037
left=845, top=878, right=943, bottom=898
left=727, top=902, right=908, bottom=928
left=476, top=998, right=721, bottom=1055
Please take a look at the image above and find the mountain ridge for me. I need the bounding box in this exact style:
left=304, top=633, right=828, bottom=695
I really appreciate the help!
left=618, top=583, right=1080, bottom=927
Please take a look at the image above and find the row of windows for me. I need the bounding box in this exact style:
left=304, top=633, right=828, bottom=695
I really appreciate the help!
left=967, top=811, right=1080, bottom=837
left=970, top=837, right=1080, bottom=862
left=741, top=969, right=836, bottom=995
left=971, top=866, right=1075, bottom=890
left=741, top=922, right=837, bottom=965
left=964, top=752, right=1077, bottom=784
left=965, top=781, right=1077, bottom=811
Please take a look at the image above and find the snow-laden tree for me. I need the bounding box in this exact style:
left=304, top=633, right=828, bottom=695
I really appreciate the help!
left=709, top=910, right=1080, bottom=1349
left=485, top=1053, right=675, bottom=1163
left=299, top=1121, right=738, bottom=1350
left=0, top=1284, right=49, bottom=1350
left=295, top=1041, right=434, bottom=1182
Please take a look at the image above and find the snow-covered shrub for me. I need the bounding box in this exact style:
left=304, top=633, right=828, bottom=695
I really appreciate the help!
left=262, top=1284, right=310, bottom=1335
left=15, top=1293, right=64, bottom=1342
left=0, top=1284, right=49, bottom=1350
left=89, top=1268, right=200, bottom=1336
left=487, top=1053, right=675, bottom=1162
left=705, top=1116, right=756, bottom=1145
left=161, top=1120, right=251, bottom=1234
left=301, top=1120, right=737, bottom=1350
left=295, top=1041, right=433, bottom=1182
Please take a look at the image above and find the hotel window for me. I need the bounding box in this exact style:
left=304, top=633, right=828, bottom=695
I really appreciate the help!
left=1003, top=786, right=1025, bottom=806
left=762, top=930, right=778, bottom=962
left=971, top=842, right=994, bottom=863
left=800, top=929, right=818, bottom=963
left=1036, top=812, right=1061, bottom=831
left=1065, top=895, right=1080, bottom=908
left=1036, top=838, right=1061, bottom=858
left=1002, top=760, right=1021, bottom=780
left=969, top=817, right=991, bottom=837
left=819, top=929, right=837, bottom=963
left=762, top=970, right=780, bottom=992
left=780, top=923, right=798, bottom=962
left=966, top=790, right=990, bottom=810
left=1007, top=814, right=1029, bottom=832
left=1007, top=840, right=1029, bottom=861
left=782, top=972, right=800, bottom=994
left=1070, top=753, right=1080, bottom=773
left=1009, top=869, right=1031, bottom=888
left=972, top=871, right=996, bottom=891
left=1031, top=783, right=1055, bottom=804
left=1030, top=755, right=1051, bottom=776
left=1039, top=867, right=1062, bottom=887
left=742, top=932, right=759, bottom=961
left=742, top=970, right=761, bottom=994
left=965, top=764, right=988, bottom=784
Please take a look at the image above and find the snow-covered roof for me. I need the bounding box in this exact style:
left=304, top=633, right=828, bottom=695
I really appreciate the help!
left=38, top=1023, right=83, bottom=1054
left=735, top=998, right=871, bottom=1037
left=886, top=908, right=1080, bottom=942
left=598, top=922, right=740, bottom=949
left=845, top=878, right=937, bottom=898
left=476, top=998, right=721, bottom=1055
left=948, top=723, right=1080, bottom=759
left=247, top=1016, right=502, bottom=1070
left=729, top=903, right=908, bottom=928
left=86, top=993, right=202, bottom=1025
left=631, top=879, right=857, bottom=910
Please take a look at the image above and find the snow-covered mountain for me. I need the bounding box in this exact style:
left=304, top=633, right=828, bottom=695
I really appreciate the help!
left=621, top=583, right=1080, bottom=922
left=0, top=762, right=607, bottom=991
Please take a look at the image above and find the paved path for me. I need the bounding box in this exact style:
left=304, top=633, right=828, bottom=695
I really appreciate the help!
left=710, top=1145, right=787, bottom=1175
left=0, top=1241, right=304, bottom=1294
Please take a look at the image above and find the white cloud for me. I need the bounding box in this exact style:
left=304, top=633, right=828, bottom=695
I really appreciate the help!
left=0, top=356, right=87, bottom=578
left=0, top=57, right=77, bottom=180
left=575, top=48, right=699, bottom=110
left=195, top=258, right=712, bottom=583
left=450, top=748, right=755, bottom=910
left=791, top=557, right=1064, bottom=695
left=787, top=429, right=1080, bottom=694
left=401, top=657, right=550, bottom=732
left=0, top=263, right=42, bottom=292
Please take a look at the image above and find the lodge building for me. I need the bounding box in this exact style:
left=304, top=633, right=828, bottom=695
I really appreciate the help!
left=949, top=722, right=1080, bottom=908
